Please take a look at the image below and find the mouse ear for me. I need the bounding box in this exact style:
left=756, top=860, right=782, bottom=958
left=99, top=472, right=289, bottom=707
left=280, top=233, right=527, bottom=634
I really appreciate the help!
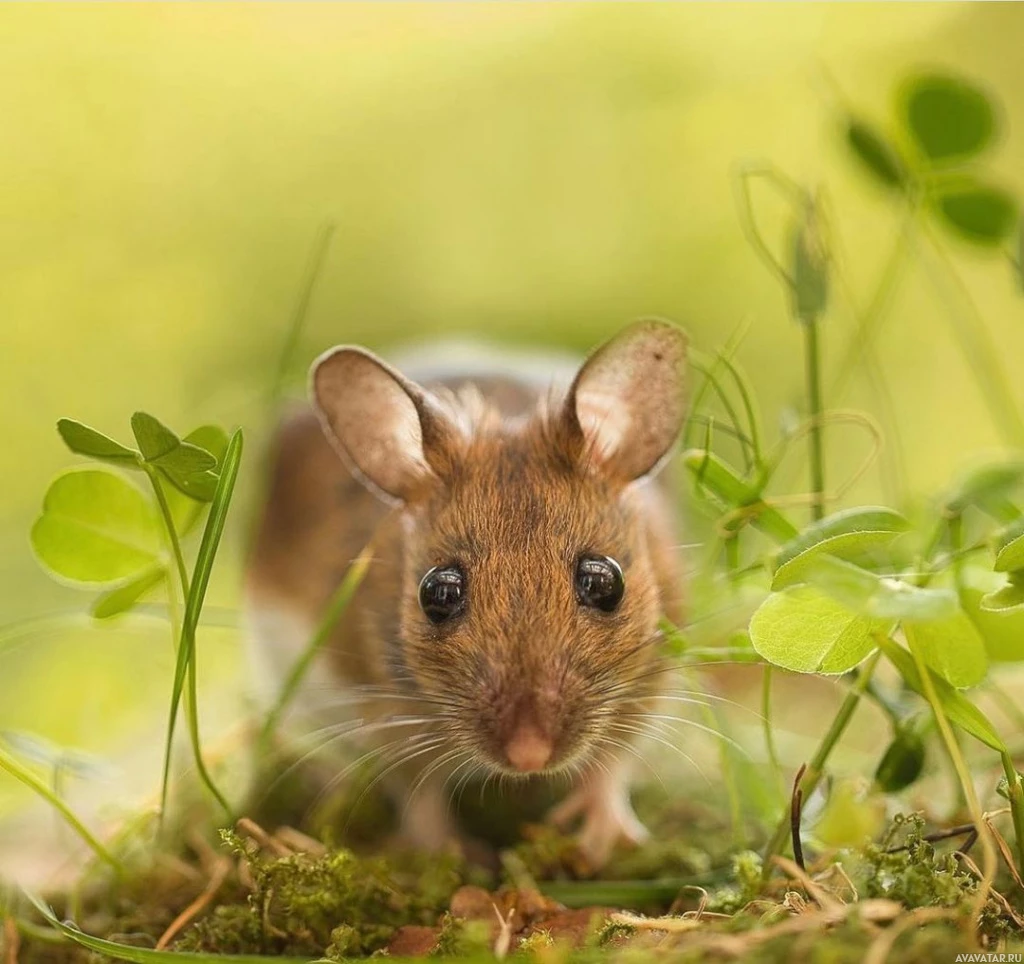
left=564, top=319, right=688, bottom=482
left=311, top=346, right=457, bottom=503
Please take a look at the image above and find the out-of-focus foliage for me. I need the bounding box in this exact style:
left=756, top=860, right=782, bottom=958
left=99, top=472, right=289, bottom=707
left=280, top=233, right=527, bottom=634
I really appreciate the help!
left=4, top=2, right=1024, bottom=874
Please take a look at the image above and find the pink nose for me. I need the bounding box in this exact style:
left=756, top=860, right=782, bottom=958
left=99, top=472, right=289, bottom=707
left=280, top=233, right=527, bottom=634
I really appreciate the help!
left=505, top=723, right=553, bottom=772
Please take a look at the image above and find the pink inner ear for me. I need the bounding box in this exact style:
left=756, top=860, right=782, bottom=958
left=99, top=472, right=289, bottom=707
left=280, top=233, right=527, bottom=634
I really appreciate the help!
left=313, top=347, right=435, bottom=503
left=576, top=389, right=631, bottom=463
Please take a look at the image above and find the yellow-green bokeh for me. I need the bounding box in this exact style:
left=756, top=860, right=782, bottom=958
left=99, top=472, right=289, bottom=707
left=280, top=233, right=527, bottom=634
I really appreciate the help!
left=3, top=2, right=1024, bottom=868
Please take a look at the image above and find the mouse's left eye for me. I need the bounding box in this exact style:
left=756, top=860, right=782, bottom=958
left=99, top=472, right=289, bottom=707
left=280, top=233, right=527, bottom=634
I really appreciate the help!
left=419, top=566, right=466, bottom=624
left=575, top=555, right=625, bottom=613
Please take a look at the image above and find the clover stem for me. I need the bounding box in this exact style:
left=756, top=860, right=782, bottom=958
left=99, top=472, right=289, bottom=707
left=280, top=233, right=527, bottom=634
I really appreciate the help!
left=803, top=319, right=825, bottom=522
left=918, top=222, right=1024, bottom=448
left=830, top=209, right=916, bottom=401
left=701, top=703, right=743, bottom=843
left=761, top=666, right=784, bottom=798
left=905, top=626, right=998, bottom=929
left=144, top=465, right=230, bottom=818
left=144, top=467, right=190, bottom=598
left=761, top=649, right=881, bottom=876
left=1000, top=750, right=1024, bottom=885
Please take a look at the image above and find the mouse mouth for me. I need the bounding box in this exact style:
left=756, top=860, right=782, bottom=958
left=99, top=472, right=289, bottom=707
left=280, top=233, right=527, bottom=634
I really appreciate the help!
left=460, top=687, right=594, bottom=778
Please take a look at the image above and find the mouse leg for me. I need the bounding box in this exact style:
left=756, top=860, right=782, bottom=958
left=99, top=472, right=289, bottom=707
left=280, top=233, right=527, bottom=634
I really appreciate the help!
left=547, top=763, right=649, bottom=868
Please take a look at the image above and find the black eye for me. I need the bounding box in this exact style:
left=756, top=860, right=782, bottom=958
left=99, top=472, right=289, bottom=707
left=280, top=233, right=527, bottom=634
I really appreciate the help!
left=418, top=566, right=466, bottom=624
left=575, top=555, right=625, bottom=613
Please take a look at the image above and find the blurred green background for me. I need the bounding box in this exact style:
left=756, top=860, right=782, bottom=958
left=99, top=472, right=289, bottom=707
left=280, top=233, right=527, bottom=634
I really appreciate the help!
left=3, top=2, right=1024, bottom=879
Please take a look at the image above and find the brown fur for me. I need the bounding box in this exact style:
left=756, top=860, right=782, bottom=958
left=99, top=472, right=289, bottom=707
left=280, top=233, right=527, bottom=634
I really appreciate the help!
left=246, top=322, right=687, bottom=856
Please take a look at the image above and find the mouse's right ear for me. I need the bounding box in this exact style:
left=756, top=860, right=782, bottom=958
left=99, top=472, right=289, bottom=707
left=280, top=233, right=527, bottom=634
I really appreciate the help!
left=311, top=347, right=456, bottom=503
left=564, top=318, right=688, bottom=483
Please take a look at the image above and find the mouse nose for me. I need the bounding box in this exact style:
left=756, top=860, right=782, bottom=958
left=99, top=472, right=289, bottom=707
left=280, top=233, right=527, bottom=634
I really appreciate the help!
left=505, top=722, right=553, bottom=773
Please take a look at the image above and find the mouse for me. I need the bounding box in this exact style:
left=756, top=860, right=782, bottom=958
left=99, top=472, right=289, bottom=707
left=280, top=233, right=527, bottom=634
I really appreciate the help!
left=244, top=318, right=688, bottom=868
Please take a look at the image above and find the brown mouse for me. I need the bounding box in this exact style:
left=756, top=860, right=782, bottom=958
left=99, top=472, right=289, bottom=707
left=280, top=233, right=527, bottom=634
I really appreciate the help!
left=244, top=318, right=688, bottom=867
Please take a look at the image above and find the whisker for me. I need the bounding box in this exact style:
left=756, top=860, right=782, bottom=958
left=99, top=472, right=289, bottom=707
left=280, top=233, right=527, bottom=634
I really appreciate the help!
left=593, top=734, right=665, bottom=790
left=449, top=757, right=484, bottom=813
left=259, top=715, right=442, bottom=803
left=307, top=732, right=446, bottom=820
left=655, top=692, right=766, bottom=721
left=296, top=714, right=439, bottom=746
left=604, top=725, right=710, bottom=787
left=619, top=712, right=752, bottom=759
left=339, top=737, right=451, bottom=835
left=409, top=746, right=468, bottom=803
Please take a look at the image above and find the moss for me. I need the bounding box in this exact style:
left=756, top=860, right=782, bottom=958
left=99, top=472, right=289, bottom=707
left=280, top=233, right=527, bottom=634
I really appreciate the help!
left=854, top=812, right=976, bottom=907
left=173, top=830, right=473, bottom=958
left=594, top=920, right=636, bottom=947
left=12, top=800, right=1024, bottom=964
left=431, top=914, right=493, bottom=957
left=517, top=929, right=556, bottom=952
left=703, top=850, right=765, bottom=914
left=659, top=915, right=978, bottom=964
left=847, top=811, right=1016, bottom=944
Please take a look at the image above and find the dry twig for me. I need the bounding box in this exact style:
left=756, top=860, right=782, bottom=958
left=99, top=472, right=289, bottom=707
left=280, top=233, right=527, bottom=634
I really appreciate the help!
left=862, top=906, right=957, bottom=964
left=155, top=858, right=232, bottom=950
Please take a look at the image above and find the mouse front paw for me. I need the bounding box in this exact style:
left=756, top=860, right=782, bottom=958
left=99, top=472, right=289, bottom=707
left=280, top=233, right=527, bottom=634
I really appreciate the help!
left=547, top=774, right=649, bottom=869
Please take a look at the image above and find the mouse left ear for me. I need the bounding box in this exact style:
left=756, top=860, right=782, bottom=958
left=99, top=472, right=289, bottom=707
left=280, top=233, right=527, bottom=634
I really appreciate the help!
left=563, top=319, right=688, bottom=482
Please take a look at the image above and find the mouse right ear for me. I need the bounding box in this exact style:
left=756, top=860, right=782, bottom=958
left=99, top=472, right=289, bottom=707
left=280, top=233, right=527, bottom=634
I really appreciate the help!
left=564, top=318, right=688, bottom=483
left=311, top=347, right=457, bottom=503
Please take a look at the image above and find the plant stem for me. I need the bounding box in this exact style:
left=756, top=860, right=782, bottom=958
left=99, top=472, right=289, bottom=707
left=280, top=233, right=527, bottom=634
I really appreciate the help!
left=702, top=703, right=742, bottom=843
left=186, top=651, right=232, bottom=816
left=761, top=649, right=881, bottom=875
left=803, top=319, right=825, bottom=521
left=0, top=745, right=121, bottom=874
left=145, top=468, right=190, bottom=598
left=761, top=666, right=784, bottom=796
left=1000, top=750, right=1024, bottom=883
left=831, top=210, right=916, bottom=401
left=146, top=464, right=231, bottom=819
left=688, top=357, right=756, bottom=471
left=267, top=221, right=336, bottom=411
left=258, top=545, right=374, bottom=755
left=777, top=208, right=914, bottom=503
left=863, top=679, right=904, bottom=726
left=918, top=223, right=1024, bottom=448
left=905, top=626, right=998, bottom=928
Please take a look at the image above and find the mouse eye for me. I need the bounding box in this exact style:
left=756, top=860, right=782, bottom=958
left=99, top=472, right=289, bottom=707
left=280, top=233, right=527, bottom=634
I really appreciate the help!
left=575, top=555, right=624, bottom=613
left=418, top=566, right=466, bottom=624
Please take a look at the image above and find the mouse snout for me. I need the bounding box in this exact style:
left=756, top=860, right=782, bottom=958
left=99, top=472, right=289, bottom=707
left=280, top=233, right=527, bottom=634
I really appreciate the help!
left=505, top=720, right=553, bottom=773
left=471, top=658, right=582, bottom=775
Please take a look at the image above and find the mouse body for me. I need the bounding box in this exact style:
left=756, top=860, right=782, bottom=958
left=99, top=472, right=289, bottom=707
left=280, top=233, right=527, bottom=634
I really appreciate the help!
left=244, top=319, right=688, bottom=866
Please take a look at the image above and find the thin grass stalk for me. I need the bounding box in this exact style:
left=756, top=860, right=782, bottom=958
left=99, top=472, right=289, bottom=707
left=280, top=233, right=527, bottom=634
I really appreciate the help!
left=0, top=746, right=121, bottom=874
left=258, top=544, right=374, bottom=755
left=761, top=649, right=881, bottom=875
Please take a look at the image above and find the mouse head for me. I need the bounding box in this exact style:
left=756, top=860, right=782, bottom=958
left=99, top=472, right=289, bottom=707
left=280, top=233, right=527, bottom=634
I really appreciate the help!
left=312, top=319, right=687, bottom=778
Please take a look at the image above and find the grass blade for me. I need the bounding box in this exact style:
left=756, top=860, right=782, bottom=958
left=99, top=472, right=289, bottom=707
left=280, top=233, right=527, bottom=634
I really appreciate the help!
left=159, top=430, right=243, bottom=821
left=258, top=544, right=373, bottom=754
left=0, top=746, right=121, bottom=874
left=267, top=221, right=336, bottom=410
left=539, top=875, right=722, bottom=907
left=25, top=894, right=313, bottom=964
